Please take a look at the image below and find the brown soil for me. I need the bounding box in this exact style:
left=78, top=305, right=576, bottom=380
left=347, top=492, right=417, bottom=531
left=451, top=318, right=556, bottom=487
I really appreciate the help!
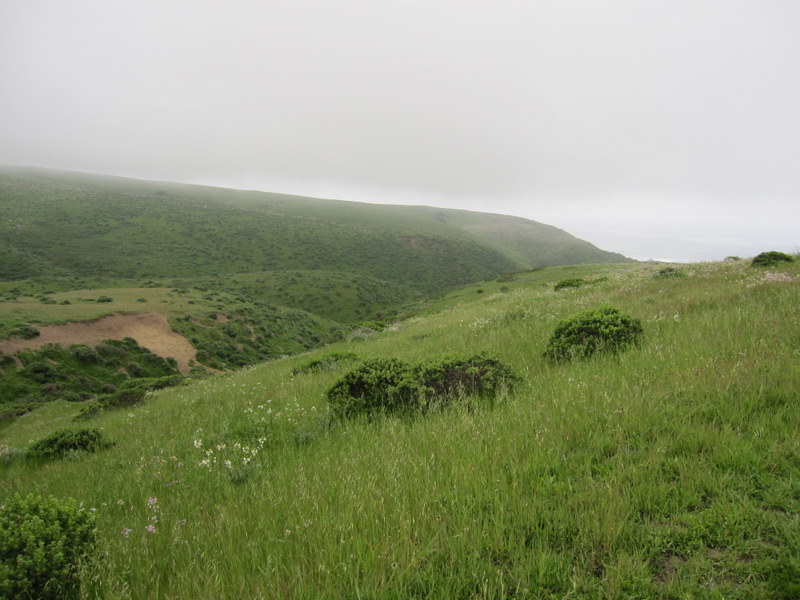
left=0, top=313, right=197, bottom=374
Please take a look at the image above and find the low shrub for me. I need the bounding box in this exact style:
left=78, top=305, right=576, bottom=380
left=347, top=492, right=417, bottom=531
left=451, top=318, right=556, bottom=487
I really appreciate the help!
left=327, top=354, right=518, bottom=418
left=655, top=266, right=685, bottom=278
left=327, top=358, right=416, bottom=418
left=554, top=278, right=587, bottom=291
left=70, top=345, right=99, bottom=363
left=544, top=306, right=643, bottom=363
left=21, top=361, right=60, bottom=384
left=96, top=295, right=113, bottom=303
left=119, top=374, right=184, bottom=391
left=751, top=251, right=794, bottom=268
left=415, top=353, right=518, bottom=408
left=0, top=493, right=97, bottom=600
left=291, top=352, right=360, bottom=375
left=12, top=323, right=40, bottom=339
left=26, top=428, right=112, bottom=459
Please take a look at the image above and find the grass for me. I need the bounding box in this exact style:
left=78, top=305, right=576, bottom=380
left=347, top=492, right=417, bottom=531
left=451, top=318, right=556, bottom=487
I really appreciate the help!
left=1, top=258, right=799, bottom=598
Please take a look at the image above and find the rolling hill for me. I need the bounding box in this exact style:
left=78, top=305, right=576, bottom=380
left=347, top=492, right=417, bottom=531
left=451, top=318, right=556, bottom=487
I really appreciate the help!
left=0, top=166, right=631, bottom=414
left=1, top=258, right=797, bottom=598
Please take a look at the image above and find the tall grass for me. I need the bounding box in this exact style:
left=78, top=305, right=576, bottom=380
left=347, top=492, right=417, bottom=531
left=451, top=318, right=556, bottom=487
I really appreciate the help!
left=2, top=260, right=798, bottom=598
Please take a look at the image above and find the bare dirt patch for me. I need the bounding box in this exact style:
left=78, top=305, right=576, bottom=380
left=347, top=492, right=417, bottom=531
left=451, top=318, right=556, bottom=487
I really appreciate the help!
left=0, top=313, right=197, bottom=374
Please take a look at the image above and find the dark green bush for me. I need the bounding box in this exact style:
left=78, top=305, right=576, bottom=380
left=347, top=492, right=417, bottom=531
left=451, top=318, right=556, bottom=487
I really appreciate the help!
left=751, top=251, right=794, bottom=268
left=291, top=352, right=360, bottom=375
left=655, top=266, right=685, bottom=278
left=544, top=306, right=643, bottom=363
left=554, top=278, right=587, bottom=291
left=327, top=354, right=518, bottom=418
left=12, top=323, right=40, bottom=339
left=414, top=353, right=518, bottom=408
left=120, top=374, right=184, bottom=391
left=126, top=361, right=144, bottom=377
left=95, top=295, right=113, bottom=303
left=0, top=493, right=97, bottom=600
left=326, top=358, right=416, bottom=418
left=27, top=428, right=112, bottom=459
left=21, top=361, right=60, bottom=384
left=70, top=345, right=99, bottom=363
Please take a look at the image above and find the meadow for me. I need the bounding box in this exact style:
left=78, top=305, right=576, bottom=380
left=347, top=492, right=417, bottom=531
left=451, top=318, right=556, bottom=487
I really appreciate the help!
left=2, top=258, right=798, bottom=598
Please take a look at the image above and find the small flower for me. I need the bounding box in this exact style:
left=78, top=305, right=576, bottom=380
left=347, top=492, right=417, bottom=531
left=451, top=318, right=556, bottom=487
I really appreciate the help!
left=146, top=525, right=156, bottom=533
left=121, top=528, right=133, bottom=537
left=147, top=497, right=158, bottom=507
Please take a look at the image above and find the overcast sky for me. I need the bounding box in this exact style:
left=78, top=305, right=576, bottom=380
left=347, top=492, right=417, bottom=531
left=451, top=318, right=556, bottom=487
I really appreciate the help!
left=2, top=1, right=798, bottom=261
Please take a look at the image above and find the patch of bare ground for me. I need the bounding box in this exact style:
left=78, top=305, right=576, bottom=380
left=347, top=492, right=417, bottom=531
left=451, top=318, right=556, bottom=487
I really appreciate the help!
left=0, top=313, right=197, bottom=374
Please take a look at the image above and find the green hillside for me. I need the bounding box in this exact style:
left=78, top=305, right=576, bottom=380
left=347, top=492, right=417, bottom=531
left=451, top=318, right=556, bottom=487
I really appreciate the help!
left=0, top=166, right=630, bottom=416
left=0, top=167, right=628, bottom=295
left=1, top=258, right=798, bottom=598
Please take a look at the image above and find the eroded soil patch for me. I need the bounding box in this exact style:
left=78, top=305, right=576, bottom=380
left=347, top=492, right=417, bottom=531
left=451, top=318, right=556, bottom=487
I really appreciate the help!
left=0, top=313, right=196, bottom=374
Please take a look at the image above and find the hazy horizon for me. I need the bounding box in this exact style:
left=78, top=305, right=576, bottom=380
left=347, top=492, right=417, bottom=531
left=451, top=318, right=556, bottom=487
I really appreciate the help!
left=2, top=1, right=798, bottom=262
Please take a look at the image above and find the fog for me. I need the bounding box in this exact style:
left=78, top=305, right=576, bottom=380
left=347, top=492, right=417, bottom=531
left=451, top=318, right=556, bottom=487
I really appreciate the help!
left=2, top=1, right=798, bottom=261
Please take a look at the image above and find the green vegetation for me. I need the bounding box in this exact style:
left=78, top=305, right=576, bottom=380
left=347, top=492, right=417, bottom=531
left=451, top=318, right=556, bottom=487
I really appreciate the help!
left=169, top=301, right=342, bottom=370
left=0, top=339, right=180, bottom=420
left=0, top=493, right=97, bottom=599
left=543, top=306, right=644, bottom=363
left=751, top=250, right=794, bottom=268
left=326, top=353, right=517, bottom=419
left=3, top=259, right=797, bottom=597
left=553, top=277, right=588, bottom=290
left=655, top=266, right=685, bottom=278
left=290, top=351, right=361, bottom=375
left=26, top=428, right=112, bottom=460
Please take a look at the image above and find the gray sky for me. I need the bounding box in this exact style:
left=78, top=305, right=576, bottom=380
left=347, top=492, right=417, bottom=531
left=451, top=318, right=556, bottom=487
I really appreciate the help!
left=2, top=1, right=799, bottom=261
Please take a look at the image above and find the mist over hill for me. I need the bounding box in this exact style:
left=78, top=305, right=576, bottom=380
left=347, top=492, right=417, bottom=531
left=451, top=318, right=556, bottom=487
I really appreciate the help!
left=0, top=166, right=630, bottom=291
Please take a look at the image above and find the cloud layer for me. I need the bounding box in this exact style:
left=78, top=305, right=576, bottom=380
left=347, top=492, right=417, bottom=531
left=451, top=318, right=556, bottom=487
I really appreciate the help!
left=2, top=1, right=799, bottom=260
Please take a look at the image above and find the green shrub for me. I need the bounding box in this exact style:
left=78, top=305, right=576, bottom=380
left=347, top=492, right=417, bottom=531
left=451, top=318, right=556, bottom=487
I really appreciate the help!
left=554, top=278, right=587, bottom=291
left=414, top=353, right=518, bottom=408
left=544, top=306, right=643, bottom=363
left=26, top=428, right=112, bottom=459
left=95, top=295, right=113, bottom=303
left=70, top=345, right=99, bottom=363
left=291, top=352, right=360, bottom=375
left=120, top=374, right=184, bottom=391
left=327, top=354, right=517, bottom=418
left=0, top=493, right=97, bottom=600
left=751, top=251, right=794, bottom=268
left=655, top=266, right=685, bottom=278
left=327, top=358, right=416, bottom=418
left=21, top=361, right=60, bottom=384
left=12, top=323, right=40, bottom=339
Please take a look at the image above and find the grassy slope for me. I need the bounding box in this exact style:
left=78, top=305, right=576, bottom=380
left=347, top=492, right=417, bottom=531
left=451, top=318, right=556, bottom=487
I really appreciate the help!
left=0, top=166, right=627, bottom=290
left=2, top=259, right=798, bottom=598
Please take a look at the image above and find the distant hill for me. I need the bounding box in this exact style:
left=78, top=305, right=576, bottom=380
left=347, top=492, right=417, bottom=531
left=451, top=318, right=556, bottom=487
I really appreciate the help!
left=0, top=167, right=630, bottom=295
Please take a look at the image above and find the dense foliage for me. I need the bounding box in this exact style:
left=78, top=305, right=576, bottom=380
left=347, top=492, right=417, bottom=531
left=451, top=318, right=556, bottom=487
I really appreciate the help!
left=0, top=494, right=97, bottom=599
left=0, top=339, right=180, bottom=420
left=327, top=353, right=518, bottom=418
left=26, top=428, right=112, bottom=459
left=553, top=277, right=588, bottom=291
left=544, top=305, right=644, bottom=362
left=751, top=251, right=794, bottom=268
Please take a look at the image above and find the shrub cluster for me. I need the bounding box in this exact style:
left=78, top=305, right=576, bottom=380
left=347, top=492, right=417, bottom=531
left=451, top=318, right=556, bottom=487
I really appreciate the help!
left=0, top=493, right=97, bottom=599
left=327, top=353, right=518, bottom=419
left=544, top=306, right=643, bottom=363
left=655, top=266, right=685, bottom=278
left=26, top=428, right=112, bottom=459
left=291, top=352, right=360, bottom=375
left=751, top=251, right=794, bottom=268
left=553, top=278, right=587, bottom=291
left=11, top=323, right=40, bottom=339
